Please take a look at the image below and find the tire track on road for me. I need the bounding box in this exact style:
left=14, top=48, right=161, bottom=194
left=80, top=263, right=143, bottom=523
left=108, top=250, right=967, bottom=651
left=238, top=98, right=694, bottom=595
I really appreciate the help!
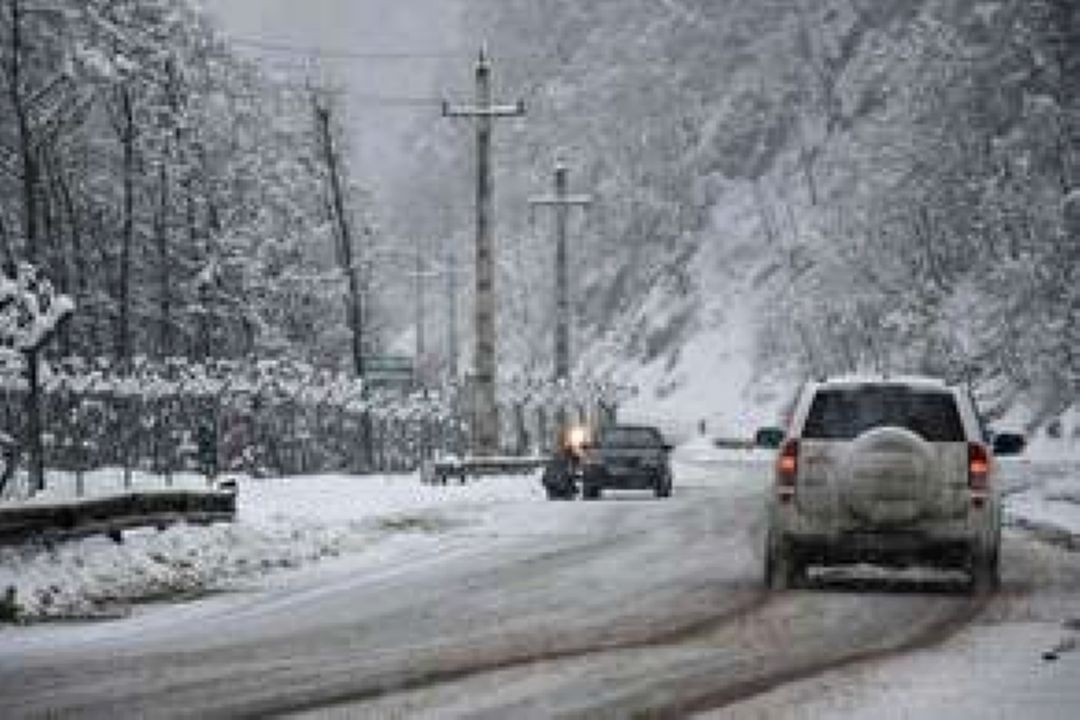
left=268, top=586, right=772, bottom=718
left=675, top=591, right=993, bottom=718
left=262, top=492, right=770, bottom=717
left=292, top=584, right=993, bottom=720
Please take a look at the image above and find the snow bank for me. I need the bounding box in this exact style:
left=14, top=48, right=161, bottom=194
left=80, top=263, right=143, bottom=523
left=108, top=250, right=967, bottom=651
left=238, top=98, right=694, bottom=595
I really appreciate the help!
left=979, top=406, right=1080, bottom=546
left=711, top=620, right=1080, bottom=720
left=1005, top=466, right=1080, bottom=549
left=1026, top=406, right=1080, bottom=464
left=674, top=435, right=774, bottom=466
left=0, top=472, right=543, bottom=622
left=615, top=322, right=783, bottom=443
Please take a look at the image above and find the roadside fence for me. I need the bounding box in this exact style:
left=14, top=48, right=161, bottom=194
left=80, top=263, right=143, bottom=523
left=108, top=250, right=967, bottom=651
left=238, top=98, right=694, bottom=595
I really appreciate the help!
left=0, top=358, right=630, bottom=499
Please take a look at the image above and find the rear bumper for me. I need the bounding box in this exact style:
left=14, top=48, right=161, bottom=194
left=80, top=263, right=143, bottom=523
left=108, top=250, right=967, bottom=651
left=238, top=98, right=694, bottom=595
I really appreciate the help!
left=583, top=466, right=664, bottom=489
left=784, top=531, right=975, bottom=568
left=770, top=501, right=1000, bottom=569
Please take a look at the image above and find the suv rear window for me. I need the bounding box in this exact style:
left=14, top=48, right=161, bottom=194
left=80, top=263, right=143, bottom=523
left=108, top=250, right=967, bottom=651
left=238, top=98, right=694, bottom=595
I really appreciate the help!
left=598, top=426, right=663, bottom=447
left=802, top=386, right=964, bottom=442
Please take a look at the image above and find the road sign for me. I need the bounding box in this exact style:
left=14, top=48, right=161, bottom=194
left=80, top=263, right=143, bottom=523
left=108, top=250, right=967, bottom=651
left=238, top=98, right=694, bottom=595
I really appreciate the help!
left=363, top=355, right=414, bottom=389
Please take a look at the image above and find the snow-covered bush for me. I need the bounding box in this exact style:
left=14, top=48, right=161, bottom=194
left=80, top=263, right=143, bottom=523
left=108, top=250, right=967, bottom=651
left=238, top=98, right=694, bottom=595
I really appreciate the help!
left=0, top=355, right=626, bottom=478
left=0, top=263, right=74, bottom=371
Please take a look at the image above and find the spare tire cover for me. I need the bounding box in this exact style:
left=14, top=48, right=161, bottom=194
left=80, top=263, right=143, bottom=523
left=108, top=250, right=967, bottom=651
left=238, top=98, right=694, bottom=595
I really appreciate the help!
left=840, top=426, right=933, bottom=526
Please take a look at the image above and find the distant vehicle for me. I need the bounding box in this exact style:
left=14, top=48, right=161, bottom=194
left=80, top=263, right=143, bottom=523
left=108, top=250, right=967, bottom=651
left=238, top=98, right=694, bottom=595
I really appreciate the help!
left=541, top=424, right=590, bottom=500
left=754, top=426, right=785, bottom=449
left=990, top=431, right=1026, bottom=457
left=580, top=424, right=674, bottom=500
left=765, top=376, right=1002, bottom=593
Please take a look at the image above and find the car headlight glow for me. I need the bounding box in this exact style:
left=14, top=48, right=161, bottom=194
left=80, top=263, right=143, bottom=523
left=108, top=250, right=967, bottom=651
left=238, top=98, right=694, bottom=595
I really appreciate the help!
left=567, top=425, right=590, bottom=451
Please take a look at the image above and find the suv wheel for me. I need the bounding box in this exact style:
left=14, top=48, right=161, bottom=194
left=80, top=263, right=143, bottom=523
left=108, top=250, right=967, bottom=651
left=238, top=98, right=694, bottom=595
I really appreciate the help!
left=765, top=532, right=802, bottom=590
left=654, top=475, right=672, bottom=498
left=546, top=487, right=574, bottom=501
left=969, top=543, right=1000, bottom=595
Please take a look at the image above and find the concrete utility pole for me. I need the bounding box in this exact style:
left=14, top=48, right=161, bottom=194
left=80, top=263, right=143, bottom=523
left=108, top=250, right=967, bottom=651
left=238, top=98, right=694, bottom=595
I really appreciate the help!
left=445, top=235, right=459, bottom=383
left=529, top=162, right=593, bottom=381
left=443, top=47, right=525, bottom=456
left=414, top=240, right=426, bottom=384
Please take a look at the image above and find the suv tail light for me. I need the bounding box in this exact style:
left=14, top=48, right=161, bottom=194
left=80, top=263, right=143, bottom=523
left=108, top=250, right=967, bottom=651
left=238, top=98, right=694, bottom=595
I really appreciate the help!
left=968, top=442, right=989, bottom=504
left=776, top=439, right=798, bottom=502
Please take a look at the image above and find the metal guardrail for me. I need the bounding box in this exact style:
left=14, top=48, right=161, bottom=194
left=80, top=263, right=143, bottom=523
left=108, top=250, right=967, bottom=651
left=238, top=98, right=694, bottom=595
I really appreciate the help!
left=0, top=489, right=237, bottom=546
left=422, top=456, right=549, bottom=485
left=712, top=437, right=758, bottom=450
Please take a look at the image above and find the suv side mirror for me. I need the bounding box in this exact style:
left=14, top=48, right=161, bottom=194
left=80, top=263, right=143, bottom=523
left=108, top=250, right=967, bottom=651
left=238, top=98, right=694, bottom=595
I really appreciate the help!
left=754, top=426, right=785, bottom=449
left=992, top=432, right=1026, bottom=457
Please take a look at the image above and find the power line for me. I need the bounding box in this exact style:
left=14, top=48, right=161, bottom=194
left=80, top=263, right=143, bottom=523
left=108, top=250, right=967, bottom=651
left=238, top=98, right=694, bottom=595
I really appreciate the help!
left=348, top=94, right=445, bottom=107
left=310, top=92, right=444, bottom=107
left=228, top=36, right=541, bottom=63
left=206, top=86, right=446, bottom=108
left=228, top=36, right=469, bottom=61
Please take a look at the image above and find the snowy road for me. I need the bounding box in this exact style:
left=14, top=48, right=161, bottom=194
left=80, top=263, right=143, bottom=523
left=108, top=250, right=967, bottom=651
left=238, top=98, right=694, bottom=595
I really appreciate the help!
left=2, top=451, right=1078, bottom=718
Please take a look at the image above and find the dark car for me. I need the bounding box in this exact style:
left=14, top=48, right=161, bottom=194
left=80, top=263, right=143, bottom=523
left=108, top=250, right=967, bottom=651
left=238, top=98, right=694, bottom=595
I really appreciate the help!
left=580, top=424, right=674, bottom=500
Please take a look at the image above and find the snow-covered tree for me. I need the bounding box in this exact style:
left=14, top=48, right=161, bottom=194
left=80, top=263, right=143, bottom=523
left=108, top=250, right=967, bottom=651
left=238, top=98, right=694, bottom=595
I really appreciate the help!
left=0, top=262, right=73, bottom=363
left=1, top=0, right=368, bottom=372
left=0, top=261, right=73, bottom=492
left=398, top=0, right=1078, bottom=413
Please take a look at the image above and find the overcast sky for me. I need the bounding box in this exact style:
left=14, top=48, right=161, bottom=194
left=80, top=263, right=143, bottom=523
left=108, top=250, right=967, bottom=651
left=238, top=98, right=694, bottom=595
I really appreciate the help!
left=206, top=0, right=465, bottom=194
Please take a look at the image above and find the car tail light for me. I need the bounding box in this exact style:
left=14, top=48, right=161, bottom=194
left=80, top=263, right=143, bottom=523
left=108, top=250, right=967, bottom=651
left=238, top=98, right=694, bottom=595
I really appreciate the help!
left=776, top=439, right=798, bottom=502
left=968, top=442, right=989, bottom=503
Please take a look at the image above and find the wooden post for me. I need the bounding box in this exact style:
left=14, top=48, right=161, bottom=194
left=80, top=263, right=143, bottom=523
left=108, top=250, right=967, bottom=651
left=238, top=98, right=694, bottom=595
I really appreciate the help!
left=24, top=349, right=44, bottom=493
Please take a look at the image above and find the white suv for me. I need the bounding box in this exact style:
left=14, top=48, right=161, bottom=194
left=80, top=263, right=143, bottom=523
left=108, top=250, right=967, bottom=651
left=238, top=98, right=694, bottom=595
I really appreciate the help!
left=765, top=376, right=1001, bottom=592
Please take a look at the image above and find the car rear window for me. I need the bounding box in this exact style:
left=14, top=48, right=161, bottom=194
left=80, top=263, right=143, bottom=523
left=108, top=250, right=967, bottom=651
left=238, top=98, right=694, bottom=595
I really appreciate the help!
left=598, top=427, right=663, bottom=447
left=801, top=386, right=964, bottom=442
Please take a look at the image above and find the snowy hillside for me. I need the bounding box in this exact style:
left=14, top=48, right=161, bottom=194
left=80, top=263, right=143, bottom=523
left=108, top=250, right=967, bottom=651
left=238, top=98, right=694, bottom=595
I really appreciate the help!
left=392, top=0, right=1079, bottom=426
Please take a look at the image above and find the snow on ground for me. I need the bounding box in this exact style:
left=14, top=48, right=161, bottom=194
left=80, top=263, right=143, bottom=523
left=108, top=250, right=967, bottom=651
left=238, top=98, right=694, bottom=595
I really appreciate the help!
left=616, top=322, right=786, bottom=443
left=1020, top=406, right=1080, bottom=463
left=1005, top=472, right=1080, bottom=548
left=0, top=443, right=765, bottom=624
left=675, top=435, right=775, bottom=479
left=1000, top=427, right=1080, bottom=546
left=2, top=438, right=1077, bottom=626
left=0, top=471, right=544, bottom=622
left=706, top=619, right=1080, bottom=720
